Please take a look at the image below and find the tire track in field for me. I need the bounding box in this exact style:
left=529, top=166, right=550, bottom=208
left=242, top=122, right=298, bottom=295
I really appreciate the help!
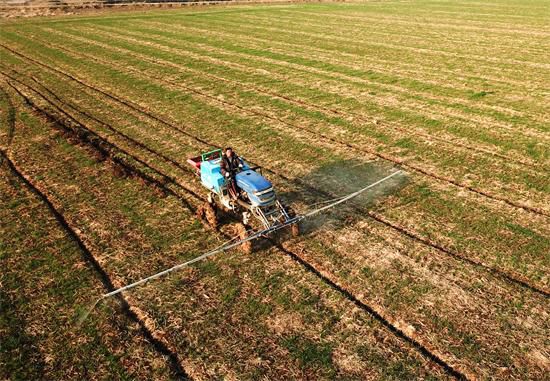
left=33, top=33, right=544, bottom=172
left=6, top=78, right=470, bottom=381
left=0, top=84, right=16, bottom=160
left=5, top=70, right=213, bottom=206
left=1, top=68, right=217, bottom=176
left=272, top=242, right=468, bottom=381
left=7, top=42, right=544, bottom=218
left=2, top=72, right=200, bottom=210
left=6, top=61, right=547, bottom=300
left=0, top=149, right=191, bottom=381
left=25, top=75, right=191, bottom=175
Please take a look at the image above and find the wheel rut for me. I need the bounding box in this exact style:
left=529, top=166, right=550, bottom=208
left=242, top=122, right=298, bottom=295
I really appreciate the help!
left=0, top=150, right=191, bottom=381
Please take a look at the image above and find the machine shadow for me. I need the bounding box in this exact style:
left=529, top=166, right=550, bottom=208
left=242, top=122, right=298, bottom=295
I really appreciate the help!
left=277, top=160, right=409, bottom=238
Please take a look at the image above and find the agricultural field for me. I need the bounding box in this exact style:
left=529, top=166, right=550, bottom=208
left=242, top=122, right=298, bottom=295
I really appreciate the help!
left=0, top=0, right=549, bottom=380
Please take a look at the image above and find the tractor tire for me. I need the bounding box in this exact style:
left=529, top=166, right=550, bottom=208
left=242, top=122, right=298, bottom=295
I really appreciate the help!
left=283, top=204, right=300, bottom=237
left=197, top=202, right=218, bottom=229
left=205, top=202, right=218, bottom=229
left=196, top=204, right=205, bottom=220
left=291, top=222, right=300, bottom=237
left=235, top=222, right=253, bottom=254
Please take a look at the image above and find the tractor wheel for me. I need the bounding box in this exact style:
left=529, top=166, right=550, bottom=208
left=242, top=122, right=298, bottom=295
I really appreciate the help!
left=196, top=204, right=205, bottom=220
left=205, top=202, right=218, bottom=229
left=197, top=201, right=218, bottom=229
left=291, top=222, right=300, bottom=237
left=235, top=222, right=253, bottom=254
left=283, top=204, right=300, bottom=237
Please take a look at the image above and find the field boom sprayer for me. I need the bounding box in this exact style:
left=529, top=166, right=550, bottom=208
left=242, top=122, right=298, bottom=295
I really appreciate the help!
left=187, top=149, right=299, bottom=252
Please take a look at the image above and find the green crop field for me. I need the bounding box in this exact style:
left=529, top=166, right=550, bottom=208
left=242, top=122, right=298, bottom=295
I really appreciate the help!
left=1, top=0, right=549, bottom=379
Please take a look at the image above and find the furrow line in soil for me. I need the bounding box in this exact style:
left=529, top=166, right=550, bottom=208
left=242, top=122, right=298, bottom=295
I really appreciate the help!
left=129, top=18, right=548, bottom=102
left=0, top=148, right=191, bottom=381
left=143, top=16, right=547, bottom=92
left=237, top=11, right=548, bottom=56
left=0, top=84, right=16, bottom=152
left=278, top=9, right=550, bottom=42
left=3, top=73, right=199, bottom=210
left=242, top=11, right=550, bottom=58
left=366, top=211, right=549, bottom=298
left=44, top=23, right=546, bottom=147
left=271, top=242, right=469, bottom=381
left=24, top=73, right=190, bottom=174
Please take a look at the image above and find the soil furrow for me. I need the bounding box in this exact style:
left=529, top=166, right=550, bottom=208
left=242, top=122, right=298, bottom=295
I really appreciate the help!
left=365, top=211, right=549, bottom=298
left=24, top=74, right=190, bottom=174
left=241, top=11, right=550, bottom=59
left=0, top=149, right=191, bottom=381
left=239, top=11, right=548, bottom=54
left=143, top=16, right=546, bottom=92
left=271, top=241, right=469, bottom=381
left=0, top=85, right=16, bottom=151
left=123, top=18, right=547, bottom=110
left=40, top=22, right=547, bottom=149
left=4, top=76, right=199, bottom=209
left=0, top=46, right=216, bottom=148
left=279, top=10, right=550, bottom=47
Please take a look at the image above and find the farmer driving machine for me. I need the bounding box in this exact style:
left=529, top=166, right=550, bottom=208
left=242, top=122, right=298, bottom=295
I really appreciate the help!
left=187, top=149, right=299, bottom=252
